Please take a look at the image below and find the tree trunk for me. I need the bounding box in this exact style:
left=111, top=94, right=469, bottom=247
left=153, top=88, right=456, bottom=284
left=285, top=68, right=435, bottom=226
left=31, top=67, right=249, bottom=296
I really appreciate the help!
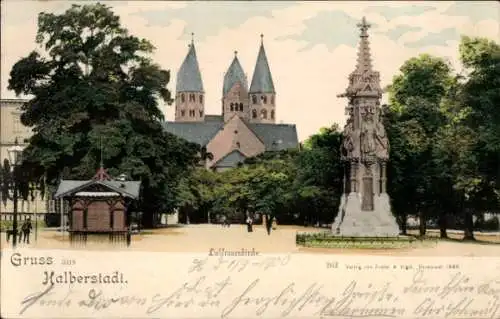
left=463, top=209, right=475, bottom=241
left=419, top=211, right=426, bottom=237
left=438, top=212, right=448, bottom=239
left=400, top=212, right=408, bottom=235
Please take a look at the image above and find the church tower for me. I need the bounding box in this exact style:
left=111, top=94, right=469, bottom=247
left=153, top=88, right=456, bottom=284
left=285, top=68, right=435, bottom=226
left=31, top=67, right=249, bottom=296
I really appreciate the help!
left=332, top=17, right=400, bottom=237
left=249, top=34, right=276, bottom=124
left=222, top=51, right=249, bottom=122
left=175, top=34, right=205, bottom=122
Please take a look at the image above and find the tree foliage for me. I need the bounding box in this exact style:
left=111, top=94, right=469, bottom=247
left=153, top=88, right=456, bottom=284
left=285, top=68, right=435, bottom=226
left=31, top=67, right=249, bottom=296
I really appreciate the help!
left=8, top=3, right=199, bottom=225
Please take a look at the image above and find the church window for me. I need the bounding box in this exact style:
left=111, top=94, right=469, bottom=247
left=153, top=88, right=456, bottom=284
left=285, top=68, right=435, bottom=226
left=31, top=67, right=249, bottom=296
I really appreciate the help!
left=189, top=110, right=195, bottom=117
left=239, top=103, right=243, bottom=111
left=230, top=103, right=234, bottom=111
left=262, top=95, right=267, bottom=104
left=199, top=95, right=203, bottom=104
left=271, top=110, right=275, bottom=119
left=261, top=109, right=267, bottom=119
left=236, top=142, right=240, bottom=148
left=181, top=110, right=185, bottom=117
left=271, top=96, right=275, bottom=104
left=189, top=94, right=195, bottom=102
left=252, top=95, right=257, bottom=104
left=252, top=109, right=257, bottom=118
left=199, top=110, right=203, bottom=117
left=181, top=94, right=185, bottom=103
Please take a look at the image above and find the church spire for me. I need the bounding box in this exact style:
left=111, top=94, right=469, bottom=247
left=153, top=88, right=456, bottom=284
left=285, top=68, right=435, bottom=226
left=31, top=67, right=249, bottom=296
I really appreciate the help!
left=249, top=34, right=275, bottom=94
left=176, top=33, right=204, bottom=93
left=223, top=50, right=247, bottom=96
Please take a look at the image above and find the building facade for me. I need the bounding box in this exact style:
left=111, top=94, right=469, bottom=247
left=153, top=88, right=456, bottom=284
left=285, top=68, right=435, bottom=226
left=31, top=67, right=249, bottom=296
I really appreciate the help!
left=164, top=35, right=299, bottom=171
left=0, top=99, right=51, bottom=220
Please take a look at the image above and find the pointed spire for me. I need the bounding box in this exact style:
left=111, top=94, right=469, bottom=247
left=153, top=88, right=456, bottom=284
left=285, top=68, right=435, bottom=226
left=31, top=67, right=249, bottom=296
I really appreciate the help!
left=249, top=34, right=275, bottom=94
left=93, top=135, right=111, bottom=181
left=176, top=34, right=204, bottom=92
left=223, top=50, right=247, bottom=96
left=355, top=16, right=373, bottom=73
left=338, top=17, right=382, bottom=98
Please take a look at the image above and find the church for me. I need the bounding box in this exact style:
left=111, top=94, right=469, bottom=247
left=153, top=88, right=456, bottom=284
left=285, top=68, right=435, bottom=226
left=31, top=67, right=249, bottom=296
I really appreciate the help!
left=163, top=35, right=299, bottom=171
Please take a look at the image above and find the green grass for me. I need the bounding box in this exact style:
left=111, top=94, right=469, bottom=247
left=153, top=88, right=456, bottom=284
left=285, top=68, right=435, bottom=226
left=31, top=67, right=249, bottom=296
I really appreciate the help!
left=0, top=220, right=46, bottom=232
left=296, top=232, right=435, bottom=249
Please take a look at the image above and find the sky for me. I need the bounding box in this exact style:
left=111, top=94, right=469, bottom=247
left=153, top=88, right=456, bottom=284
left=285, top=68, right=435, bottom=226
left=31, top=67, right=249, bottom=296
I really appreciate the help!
left=1, top=1, right=498, bottom=142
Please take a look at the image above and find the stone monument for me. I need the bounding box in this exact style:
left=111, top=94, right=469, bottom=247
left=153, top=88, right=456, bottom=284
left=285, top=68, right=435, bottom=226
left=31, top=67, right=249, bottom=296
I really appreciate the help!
left=332, top=17, right=400, bottom=237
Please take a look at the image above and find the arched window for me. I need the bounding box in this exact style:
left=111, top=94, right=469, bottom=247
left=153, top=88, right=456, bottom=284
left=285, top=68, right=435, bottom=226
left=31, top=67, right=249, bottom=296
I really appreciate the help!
left=262, top=95, right=267, bottom=104
left=252, top=109, right=257, bottom=118
left=236, top=142, right=241, bottom=149
left=271, top=110, right=275, bottom=119
left=252, top=95, right=257, bottom=104
left=239, top=103, right=243, bottom=111
left=189, top=94, right=195, bottom=102
left=199, top=110, right=203, bottom=117
left=261, top=109, right=267, bottom=119
left=181, top=94, right=185, bottom=103
left=230, top=103, right=234, bottom=111
left=181, top=110, right=185, bottom=117
left=199, top=95, right=203, bottom=104
left=271, top=96, right=275, bottom=104
left=190, top=110, right=195, bottom=117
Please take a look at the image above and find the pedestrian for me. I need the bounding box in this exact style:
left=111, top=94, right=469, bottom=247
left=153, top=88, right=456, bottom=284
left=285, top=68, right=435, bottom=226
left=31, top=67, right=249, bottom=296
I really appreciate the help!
left=246, top=216, right=253, bottom=232
left=266, top=214, right=272, bottom=235
left=22, top=218, right=32, bottom=244
left=126, top=225, right=132, bottom=247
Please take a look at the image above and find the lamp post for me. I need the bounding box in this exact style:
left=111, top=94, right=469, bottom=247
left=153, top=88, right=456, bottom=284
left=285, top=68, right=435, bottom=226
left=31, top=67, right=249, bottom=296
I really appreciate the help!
left=7, top=140, right=24, bottom=248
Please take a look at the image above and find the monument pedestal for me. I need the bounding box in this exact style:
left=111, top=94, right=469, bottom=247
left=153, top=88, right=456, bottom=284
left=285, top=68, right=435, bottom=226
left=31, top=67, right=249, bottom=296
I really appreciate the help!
left=332, top=192, right=400, bottom=237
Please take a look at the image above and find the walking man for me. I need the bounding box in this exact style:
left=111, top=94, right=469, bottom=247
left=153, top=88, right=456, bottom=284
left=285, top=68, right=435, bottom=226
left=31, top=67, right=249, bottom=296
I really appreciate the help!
left=265, top=214, right=272, bottom=235
left=22, top=218, right=33, bottom=244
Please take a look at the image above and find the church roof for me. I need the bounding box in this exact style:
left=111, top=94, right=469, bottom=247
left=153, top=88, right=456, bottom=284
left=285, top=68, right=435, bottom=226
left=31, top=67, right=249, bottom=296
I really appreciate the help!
left=176, top=42, right=204, bottom=92
left=247, top=123, right=299, bottom=151
left=163, top=116, right=299, bottom=151
left=213, top=150, right=247, bottom=168
left=249, top=36, right=275, bottom=94
left=223, top=53, right=248, bottom=96
left=164, top=120, right=224, bottom=146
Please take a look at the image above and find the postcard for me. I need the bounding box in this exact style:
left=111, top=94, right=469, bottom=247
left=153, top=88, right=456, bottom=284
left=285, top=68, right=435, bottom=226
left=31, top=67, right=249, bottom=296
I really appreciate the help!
left=1, top=1, right=499, bottom=318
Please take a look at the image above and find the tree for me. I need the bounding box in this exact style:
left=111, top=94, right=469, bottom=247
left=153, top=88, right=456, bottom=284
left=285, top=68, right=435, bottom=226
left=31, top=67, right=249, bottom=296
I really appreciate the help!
left=293, top=125, right=343, bottom=225
left=8, top=3, right=199, bottom=227
left=385, top=54, right=453, bottom=237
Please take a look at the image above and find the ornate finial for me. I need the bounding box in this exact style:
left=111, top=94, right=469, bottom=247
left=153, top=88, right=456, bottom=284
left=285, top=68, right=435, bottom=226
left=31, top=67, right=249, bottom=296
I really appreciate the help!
left=191, top=32, right=194, bottom=44
left=234, top=50, right=238, bottom=56
left=357, top=17, right=371, bottom=37
left=260, top=33, right=264, bottom=44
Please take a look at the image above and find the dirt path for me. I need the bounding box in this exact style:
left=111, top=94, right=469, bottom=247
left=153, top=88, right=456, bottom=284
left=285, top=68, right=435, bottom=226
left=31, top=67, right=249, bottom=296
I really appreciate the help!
left=1, top=225, right=499, bottom=256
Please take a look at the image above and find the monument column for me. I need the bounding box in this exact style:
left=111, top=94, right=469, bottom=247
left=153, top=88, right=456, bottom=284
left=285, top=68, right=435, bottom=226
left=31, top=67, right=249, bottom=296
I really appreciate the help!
left=331, top=16, right=400, bottom=237
left=380, top=161, right=387, bottom=193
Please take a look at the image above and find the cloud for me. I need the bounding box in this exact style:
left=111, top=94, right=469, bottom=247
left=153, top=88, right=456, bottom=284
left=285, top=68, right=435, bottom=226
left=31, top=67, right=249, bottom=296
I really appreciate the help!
left=443, top=2, right=499, bottom=24
left=130, top=2, right=300, bottom=42
left=404, top=28, right=460, bottom=48
left=277, top=10, right=377, bottom=51
left=382, top=25, right=422, bottom=42
left=364, top=5, right=436, bottom=20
